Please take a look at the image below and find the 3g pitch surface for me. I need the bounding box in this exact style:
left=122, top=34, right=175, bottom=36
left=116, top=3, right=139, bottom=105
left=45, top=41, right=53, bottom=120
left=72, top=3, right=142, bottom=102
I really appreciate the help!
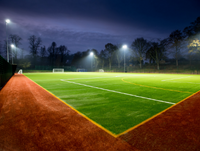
left=24, top=72, right=200, bottom=135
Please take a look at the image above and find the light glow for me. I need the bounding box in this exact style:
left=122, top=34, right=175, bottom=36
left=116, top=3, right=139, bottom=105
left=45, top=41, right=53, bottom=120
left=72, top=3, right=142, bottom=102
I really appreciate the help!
left=11, top=44, right=15, bottom=48
left=189, top=39, right=200, bottom=47
left=90, top=52, right=93, bottom=56
left=122, top=45, right=127, bottom=49
left=5, top=19, right=10, bottom=23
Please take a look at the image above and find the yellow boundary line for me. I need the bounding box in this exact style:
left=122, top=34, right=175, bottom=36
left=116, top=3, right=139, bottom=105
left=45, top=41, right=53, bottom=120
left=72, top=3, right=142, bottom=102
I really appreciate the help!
left=23, top=74, right=199, bottom=139
left=49, top=93, right=117, bottom=138
left=116, top=90, right=200, bottom=137
left=121, top=77, right=193, bottom=94
left=24, top=75, right=117, bottom=138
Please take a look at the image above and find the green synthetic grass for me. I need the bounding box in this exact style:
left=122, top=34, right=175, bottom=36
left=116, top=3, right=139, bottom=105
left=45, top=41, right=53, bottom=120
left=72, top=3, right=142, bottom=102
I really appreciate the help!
left=24, top=72, right=200, bottom=135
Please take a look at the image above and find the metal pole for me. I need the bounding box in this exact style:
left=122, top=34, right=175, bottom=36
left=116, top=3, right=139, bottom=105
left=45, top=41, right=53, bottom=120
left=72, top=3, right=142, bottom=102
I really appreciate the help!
left=12, top=46, right=13, bottom=64
left=91, top=56, right=92, bottom=71
left=124, top=50, right=125, bottom=72
left=6, top=22, right=9, bottom=63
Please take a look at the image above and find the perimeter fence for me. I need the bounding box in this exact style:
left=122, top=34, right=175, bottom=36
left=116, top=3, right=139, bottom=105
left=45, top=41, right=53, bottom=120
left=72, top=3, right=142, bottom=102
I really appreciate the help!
left=0, top=55, right=17, bottom=90
left=101, top=64, right=200, bottom=74
left=20, top=65, right=76, bottom=73
left=15, top=62, right=200, bottom=74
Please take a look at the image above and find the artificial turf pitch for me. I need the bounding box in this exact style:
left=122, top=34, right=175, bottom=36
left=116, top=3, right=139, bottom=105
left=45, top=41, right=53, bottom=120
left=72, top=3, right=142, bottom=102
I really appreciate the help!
left=24, top=72, right=200, bottom=135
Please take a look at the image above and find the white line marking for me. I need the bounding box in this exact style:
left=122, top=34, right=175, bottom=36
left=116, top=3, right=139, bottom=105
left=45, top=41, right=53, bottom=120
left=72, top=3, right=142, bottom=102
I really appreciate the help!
left=62, top=76, right=128, bottom=80
left=60, top=79, right=175, bottom=105
left=164, top=81, right=200, bottom=84
left=65, top=77, right=109, bottom=80
left=63, top=74, right=156, bottom=81
left=162, top=76, right=192, bottom=81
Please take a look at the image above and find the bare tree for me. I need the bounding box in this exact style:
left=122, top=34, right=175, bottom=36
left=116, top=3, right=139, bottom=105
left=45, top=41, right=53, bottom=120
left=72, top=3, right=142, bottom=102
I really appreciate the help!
left=104, top=43, right=117, bottom=69
left=71, top=51, right=82, bottom=67
left=40, top=46, right=46, bottom=58
left=28, top=35, right=42, bottom=65
left=58, top=45, right=70, bottom=66
left=146, top=40, right=167, bottom=70
left=115, top=44, right=123, bottom=68
left=9, top=34, right=22, bottom=60
left=131, top=37, right=150, bottom=68
left=48, top=42, right=57, bottom=66
left=190, top=17, right=200, bottom=37
left=168, top=30, right=184, bottom=67
left=20, top=48, right=25, bottom=59
left=99, top=49, right=106, bottom=69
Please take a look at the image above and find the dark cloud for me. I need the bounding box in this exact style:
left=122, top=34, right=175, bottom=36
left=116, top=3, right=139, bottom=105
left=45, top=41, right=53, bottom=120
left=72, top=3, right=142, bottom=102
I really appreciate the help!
left=0, top=0, right=200, bottom=54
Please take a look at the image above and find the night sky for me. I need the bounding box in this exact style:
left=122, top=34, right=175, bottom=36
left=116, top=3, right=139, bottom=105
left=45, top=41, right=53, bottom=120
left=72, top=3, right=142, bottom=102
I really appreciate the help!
left=0, top=0, right=200, bottom=54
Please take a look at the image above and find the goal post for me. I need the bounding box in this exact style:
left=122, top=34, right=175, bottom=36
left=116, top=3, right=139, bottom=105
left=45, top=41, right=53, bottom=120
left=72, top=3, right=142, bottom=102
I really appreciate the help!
left=53, top=68, right=64, bottom=73
left=76, top=68, right=87, bottom=72
left=99, top=69, right=104, bottom=72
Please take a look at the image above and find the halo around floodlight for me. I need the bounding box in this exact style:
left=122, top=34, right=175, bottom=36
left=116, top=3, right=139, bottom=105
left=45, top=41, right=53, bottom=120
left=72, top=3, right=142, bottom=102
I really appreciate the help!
left=11, top=44, right=15, bottom=48
left=122, top=45, right=127, bottom=49
left=90, top=52, right=94, bottom=55
left=5, top=19, right=10, bottom=23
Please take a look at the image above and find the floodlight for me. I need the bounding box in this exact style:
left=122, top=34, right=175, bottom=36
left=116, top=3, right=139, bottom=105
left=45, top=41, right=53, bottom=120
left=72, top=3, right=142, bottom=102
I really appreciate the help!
left=5, top=19, right=10, bottom=23
left=122, top=45, right=127, bottom=49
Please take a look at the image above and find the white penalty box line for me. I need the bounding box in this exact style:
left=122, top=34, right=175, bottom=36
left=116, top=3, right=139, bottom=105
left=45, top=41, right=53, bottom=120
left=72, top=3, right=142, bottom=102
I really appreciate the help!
left=60, top=79, right=175, bottom=105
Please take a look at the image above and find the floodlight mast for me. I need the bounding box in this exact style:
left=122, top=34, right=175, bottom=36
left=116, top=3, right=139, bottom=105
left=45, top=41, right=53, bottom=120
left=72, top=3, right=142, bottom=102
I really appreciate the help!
left=11, top=44, right=15, bottom=64
left=122, top=45, right=127, bottom=73
left=5, top=19, right=11, bottom=63
left=90, top=52, right=94, bottom=71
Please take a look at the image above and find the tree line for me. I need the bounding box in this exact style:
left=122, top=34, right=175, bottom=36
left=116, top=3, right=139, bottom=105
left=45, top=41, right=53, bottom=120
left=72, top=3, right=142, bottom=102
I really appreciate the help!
left=0, top=35, right=71, bottom=69
left=0, top=16, right=200, bottom=70
left=71, top=16, right=200, bottom=70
